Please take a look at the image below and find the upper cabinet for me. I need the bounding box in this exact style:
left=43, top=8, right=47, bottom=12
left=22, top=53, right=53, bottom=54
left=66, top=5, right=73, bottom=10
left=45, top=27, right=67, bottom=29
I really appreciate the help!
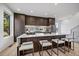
left=25, top=16, right=55, bottom=26
left=14, top=13, right=55, bottom=26
left=36, top=18, right=48, bottom=26
left=25, top=16, right=36, bottom=25
left=48, top=18, right=55, bottom=25
left=25, top=16, right=50, bottom=26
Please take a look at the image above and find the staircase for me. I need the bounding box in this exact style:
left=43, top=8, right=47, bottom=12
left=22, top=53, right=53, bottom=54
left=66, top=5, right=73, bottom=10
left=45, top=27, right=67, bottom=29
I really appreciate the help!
left=71, top=25, right=79, bottom=42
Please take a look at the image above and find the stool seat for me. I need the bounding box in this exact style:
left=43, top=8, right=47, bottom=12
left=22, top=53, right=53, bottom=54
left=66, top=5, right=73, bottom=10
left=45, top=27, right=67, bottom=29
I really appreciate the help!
left=19, top=44, right=33, bottom=51
left=61, top=38, right=74, bottom=42
left=40, top=40, right=52, bottom=47
left=52, top=39, right=65, bottom=44
left=18, top=41, right=34, bottom=56
left=22, top=41, right=33, bottom=45
left=64, top=39, right=74, bottom=42
left=40, top=40, right=48, bottom=43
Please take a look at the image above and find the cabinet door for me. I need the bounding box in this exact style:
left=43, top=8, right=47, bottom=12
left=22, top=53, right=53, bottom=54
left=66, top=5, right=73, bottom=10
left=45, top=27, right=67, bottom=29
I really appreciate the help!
left=36, top=18, right=45, bottom=26
left=35, top=17, right=41, bottom=25
left=14, top=14, right=25, bottom=42
left=49, top=18, right=55, bottom=25
left=44, top=19, right=48, bottom=26
left=30, top=17, right=36, bottom=25
left=38, top=18, right=48, bottom=26
left=39, top=18, right=44, bottom=26
left=26, top=16, right=36, bottom=25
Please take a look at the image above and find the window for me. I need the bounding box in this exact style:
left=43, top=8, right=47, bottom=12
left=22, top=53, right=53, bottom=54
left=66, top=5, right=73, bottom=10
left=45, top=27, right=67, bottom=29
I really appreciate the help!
left=3, top=12, right=10, bottom=37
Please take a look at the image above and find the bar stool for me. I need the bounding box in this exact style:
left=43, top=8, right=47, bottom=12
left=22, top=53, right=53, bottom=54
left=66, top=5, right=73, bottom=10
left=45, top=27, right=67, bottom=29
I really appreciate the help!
left=39, top=40, right=52, bottom=56
left=52, top=39, right=65, bottom=56
left=19, top=41, right=34, bottom=56
left=62, top=38, right=74, bottom=52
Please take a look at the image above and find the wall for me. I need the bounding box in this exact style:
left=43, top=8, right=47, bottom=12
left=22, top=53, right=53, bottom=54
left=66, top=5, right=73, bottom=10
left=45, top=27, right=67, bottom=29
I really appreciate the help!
left=0, top=4, right=14, bottom=52
left=0, top=4, right=3, bottom=51
left=60, top=12, right=79, bottom=34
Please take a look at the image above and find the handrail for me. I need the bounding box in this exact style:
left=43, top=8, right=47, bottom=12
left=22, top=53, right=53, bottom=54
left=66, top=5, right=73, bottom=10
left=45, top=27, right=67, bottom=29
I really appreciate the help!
left=70, top=24, right=79, bottom=39
left=71, top=25, right=79, bottom=32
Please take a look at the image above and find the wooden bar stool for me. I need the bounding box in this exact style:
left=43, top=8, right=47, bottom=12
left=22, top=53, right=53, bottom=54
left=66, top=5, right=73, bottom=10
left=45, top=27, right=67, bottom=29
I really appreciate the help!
left=39, top=40, right=52, bottom=56
left=19, top=41, right=34, bottom=56
left=62, top=38, right=74, bottom=52
left=64, top=32, right=75, bottom=52
left=52, top=39, right=65, bottom=56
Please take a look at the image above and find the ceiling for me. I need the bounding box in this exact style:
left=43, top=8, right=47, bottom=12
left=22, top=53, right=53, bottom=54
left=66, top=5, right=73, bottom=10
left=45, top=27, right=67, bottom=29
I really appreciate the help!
left=5, top=3, right=79, bottom=19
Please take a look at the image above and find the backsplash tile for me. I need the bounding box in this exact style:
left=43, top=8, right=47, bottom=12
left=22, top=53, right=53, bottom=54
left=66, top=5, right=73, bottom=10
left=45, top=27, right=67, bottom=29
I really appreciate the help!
left=25, top=25, right=50, bottom=33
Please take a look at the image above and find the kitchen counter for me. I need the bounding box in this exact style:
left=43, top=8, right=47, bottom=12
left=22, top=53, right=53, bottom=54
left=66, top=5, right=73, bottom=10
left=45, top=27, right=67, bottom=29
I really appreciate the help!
left=17, top=33, right=66, bottom=46
left=17, top=33, right=68, bottom=56
left=17, top=33, right=55, bottom=39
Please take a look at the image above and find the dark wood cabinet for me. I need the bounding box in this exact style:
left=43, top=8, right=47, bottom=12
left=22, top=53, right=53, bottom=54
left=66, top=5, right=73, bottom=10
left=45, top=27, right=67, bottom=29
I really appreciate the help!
left=14, top=13, right=55, bottom=42
left=48, top=18, right=55, bottom=25
left=14, top=14, right=25, bottom=42
left=25, top=16, right=55, bottom=26
left=14, top=13, right=55, bottom=26
left=36, top=18, right=48, bottom=26
left=25, top=16, right=36, bottom=25
left=25, top=16, right=48, bottom=26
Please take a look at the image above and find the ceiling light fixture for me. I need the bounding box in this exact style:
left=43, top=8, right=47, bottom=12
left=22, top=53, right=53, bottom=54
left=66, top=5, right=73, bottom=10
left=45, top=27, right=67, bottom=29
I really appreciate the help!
left=45, top=13, right=48, bottom=16
left=54, top=3, right=58, bottom=6
left=17, top=8, right=21, bottom=11
left=30, top=10, right=33, bottom=13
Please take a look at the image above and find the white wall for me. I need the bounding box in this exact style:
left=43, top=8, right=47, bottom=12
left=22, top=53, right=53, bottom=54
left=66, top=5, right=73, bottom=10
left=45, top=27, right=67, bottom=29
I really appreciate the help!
left=0, top=4, right=14, bottom=52
left=59, top=12, right=79, bottom=34
left=55, top=20, right=61, bottom=34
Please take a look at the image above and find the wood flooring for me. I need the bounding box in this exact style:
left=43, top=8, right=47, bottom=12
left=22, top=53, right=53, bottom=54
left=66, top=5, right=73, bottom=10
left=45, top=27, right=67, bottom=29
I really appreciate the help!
left=0, top=42, right=79, bottom=56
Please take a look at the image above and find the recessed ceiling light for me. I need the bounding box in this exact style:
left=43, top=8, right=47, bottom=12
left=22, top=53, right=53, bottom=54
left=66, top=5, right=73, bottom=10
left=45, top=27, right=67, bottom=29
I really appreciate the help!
left=45, top=13, right=48, bottom=15
left=17, top=8, right=21, bottom=11
left=64, top=20, right=69, bottom=23
left=54, top=3, right=58, bottom=6
left=30, top=10, right=33, bottom=13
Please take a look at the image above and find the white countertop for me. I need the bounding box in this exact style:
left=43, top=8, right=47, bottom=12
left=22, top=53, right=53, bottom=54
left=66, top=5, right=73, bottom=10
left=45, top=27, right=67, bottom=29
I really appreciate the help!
left=17, top=33, right=66, bottom=39
left=17, top=33, right=65, bottom=46
left=17, top=33, right=56, bottom=39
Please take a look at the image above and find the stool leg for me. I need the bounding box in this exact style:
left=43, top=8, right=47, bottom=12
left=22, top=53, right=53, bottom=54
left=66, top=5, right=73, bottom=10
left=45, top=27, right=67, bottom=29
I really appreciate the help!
left=73, top=41, right=74, bottom=51
left=32, top=49, right=34, bottom=56
left=31, top=42, right=34, bottom=56
left=51, top=45, right=52, bottom=56
left=68, top=39, right=70, bottom=52
left=64, top=41, right=65, bottom=54
left=39, top=45, right=41, bottom=56
left=23, top=50, right=24, bottom=56
left=57, top=40, right=59, bottom=56
left=18, top=51, right=20, bottom=56
left=42, top=46, right=43, bottom=56
left=57, top=44, right=59, bottom=56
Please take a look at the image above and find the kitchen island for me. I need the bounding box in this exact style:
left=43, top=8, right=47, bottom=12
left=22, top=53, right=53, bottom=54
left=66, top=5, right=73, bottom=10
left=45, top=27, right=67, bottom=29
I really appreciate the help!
left=17, top=33, right=66, bottom=45
left=17, top=33, right=67, bottom=55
